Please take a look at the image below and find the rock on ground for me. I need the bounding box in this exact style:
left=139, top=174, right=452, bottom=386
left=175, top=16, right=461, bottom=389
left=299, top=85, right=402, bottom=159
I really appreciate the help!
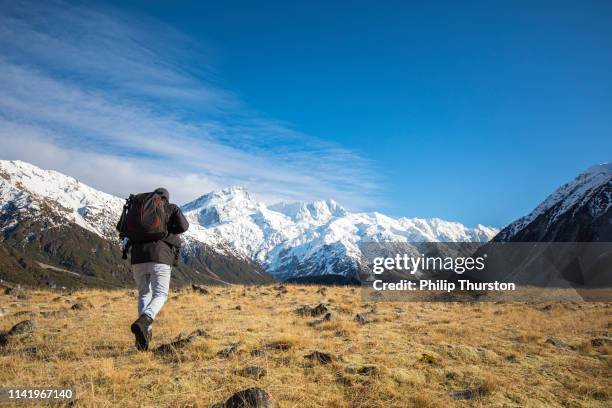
left=223, top=387, right=274, bottom=408
left=295, top=303, right=328, bottom=317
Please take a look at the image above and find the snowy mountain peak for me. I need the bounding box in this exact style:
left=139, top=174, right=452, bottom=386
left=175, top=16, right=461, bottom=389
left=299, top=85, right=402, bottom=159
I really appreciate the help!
left=183, top=186, right=254, bottom=211
left=498, top=162, right=611, bottom=241
left=0, top=160, right=123, bottom=239
left=269, top=199, right=347, bottom=223
left=182, top=186, right=260, bottom=227
left=180, top=186, right=498, bottom=279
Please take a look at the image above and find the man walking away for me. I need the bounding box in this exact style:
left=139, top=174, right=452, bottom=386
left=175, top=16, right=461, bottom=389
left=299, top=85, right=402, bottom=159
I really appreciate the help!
left=117, top=187, right=189, bottom=351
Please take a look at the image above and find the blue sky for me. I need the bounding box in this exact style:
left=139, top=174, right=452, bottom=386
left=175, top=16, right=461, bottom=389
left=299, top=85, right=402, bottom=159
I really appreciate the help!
left=0, top=1, right=611, bottom=227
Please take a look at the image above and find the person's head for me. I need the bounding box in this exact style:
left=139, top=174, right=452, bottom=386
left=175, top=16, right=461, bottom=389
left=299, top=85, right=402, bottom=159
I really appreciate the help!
left=154, top=187, right=169, bottom=202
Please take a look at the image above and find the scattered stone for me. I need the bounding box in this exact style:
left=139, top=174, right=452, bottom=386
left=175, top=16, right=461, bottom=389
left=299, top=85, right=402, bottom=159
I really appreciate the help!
left=334, top=372, right=352, bottom=386
left=307, top=312, right=332, bottom=327
left=273, top=285, right=288, bottom=294
left=295, top=303, right=328, bottom=317
left=361, top=303, right=377, bottom=313
left=71, top=301, right=93, bottom=310
left=250, top=348, right=268, bottom=357
left=223, top=387, right=274, bottom=408
left=153, top=329, right=208, bottom=356
left=264, top=341, right=292, bottom=351
left=8, top=320, right=37, bottom=336
left=334, top=306, right=352, bottom=314
left=4, top=286, right=29, bottom=300
left=357, top=365, right=380, bottom=376
left=235, top=366, right=266, bottom=379
left=591, top=338, right=612, bottom=347
left=186, top=329, right=208, bottom=338
left=354, top=313, right=372, bottom=325
left=545, top=337, right=576, bottom=350
left=304, top=351, right=333, bottom=364
left=217, top=343, right=239, bottom=358
left=39, top=309, right=68, bottom=318
left=451, top=388, right=477, bottom=400
left=419, top=353, right=436, bottom=364
left=0, top=308, right=7, bottom=317
left=191, top=284, right=209, bottom=295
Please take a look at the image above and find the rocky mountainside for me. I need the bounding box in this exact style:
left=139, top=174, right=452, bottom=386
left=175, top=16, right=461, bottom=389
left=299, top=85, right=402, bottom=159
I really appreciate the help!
left=495, top=163, right=612, bottom=242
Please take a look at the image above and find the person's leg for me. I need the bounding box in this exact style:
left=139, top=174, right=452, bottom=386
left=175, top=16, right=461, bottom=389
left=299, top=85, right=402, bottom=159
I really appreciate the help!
left=132, top=263, right=152, bottom=317
left=142, top=263, right=172, bottom=319
left=131, top=263, right=154, bottom=351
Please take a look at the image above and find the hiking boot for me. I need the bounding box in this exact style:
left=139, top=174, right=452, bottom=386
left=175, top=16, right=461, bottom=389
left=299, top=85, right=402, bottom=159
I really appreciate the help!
left=131, top=314, right=153, bottom=351
left=134, top=326, right=153, bottom=349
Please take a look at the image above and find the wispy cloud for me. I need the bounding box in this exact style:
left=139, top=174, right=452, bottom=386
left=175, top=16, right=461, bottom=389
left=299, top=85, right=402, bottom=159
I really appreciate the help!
left=0, top=0, right=381, bottom=208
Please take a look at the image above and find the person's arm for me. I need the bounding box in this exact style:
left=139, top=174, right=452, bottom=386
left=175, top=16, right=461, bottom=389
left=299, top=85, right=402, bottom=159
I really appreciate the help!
left=167, top=204, right=189, bottom=234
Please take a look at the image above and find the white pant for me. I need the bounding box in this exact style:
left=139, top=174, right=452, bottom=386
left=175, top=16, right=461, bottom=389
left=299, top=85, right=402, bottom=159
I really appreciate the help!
left=132, top=262, right=171, bottom=320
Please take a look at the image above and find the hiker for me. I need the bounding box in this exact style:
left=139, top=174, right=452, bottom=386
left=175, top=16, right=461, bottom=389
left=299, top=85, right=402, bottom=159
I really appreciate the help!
left=117, top=187, right=189, bottom=350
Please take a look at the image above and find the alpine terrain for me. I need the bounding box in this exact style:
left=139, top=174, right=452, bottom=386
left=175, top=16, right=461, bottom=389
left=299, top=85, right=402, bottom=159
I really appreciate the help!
left=495, top=162, right=612, bottom=242
left=0, top=160, right=497, bottom=287
left=0, top=160, right=272, bottom=288
left=469, top=162, right=612, bottom=287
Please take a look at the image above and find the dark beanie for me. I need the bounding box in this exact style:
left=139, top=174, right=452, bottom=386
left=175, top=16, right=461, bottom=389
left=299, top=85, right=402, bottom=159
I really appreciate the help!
left=154, top=187, right=169, bottom=201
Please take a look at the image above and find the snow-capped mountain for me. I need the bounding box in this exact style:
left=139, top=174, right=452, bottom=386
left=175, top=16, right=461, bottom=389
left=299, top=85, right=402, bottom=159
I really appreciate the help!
left=0, top=160, right=123, bottom=239
left=495, top=162, right=612, bottom=242
left=0, top=159, right=498, bottom=283
left=0, top=160, right=271, bottom=287
left=182, top=187, right=498, bottom=279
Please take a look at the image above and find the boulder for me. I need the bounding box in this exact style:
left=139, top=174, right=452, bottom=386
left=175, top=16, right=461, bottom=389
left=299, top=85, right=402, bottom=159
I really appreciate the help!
left=295, top=303, right=328, bottom=317
left=192, top=284, right=209, bottom=295
left=304, top=351, right=333, bottom=364
left=224, top=387, right=274, bottom=408
left=217, top=343, right=239, bottom=358
left=545, top=337, right=576, bottom=350
left=9, top=320, right=37, bottom=335
left=153, top=329, right=208, bottom=356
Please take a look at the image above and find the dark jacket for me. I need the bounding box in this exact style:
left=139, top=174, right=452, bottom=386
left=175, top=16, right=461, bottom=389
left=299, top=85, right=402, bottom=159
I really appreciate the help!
left=130, top=203, right=189, bottom=265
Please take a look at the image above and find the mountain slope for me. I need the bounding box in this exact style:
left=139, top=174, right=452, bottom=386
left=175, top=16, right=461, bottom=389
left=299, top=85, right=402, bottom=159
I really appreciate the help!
left=468, top=163, right=612, bottom=287
left=495, top=163, right=612, bottom=242
left=0, top=160, right=273, bottom=288
left=182, top=187, right=498, bottom=280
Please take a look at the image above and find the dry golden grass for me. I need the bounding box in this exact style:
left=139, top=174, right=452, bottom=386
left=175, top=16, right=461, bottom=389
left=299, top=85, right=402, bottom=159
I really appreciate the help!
left=0, top=285, right=610, bottom=407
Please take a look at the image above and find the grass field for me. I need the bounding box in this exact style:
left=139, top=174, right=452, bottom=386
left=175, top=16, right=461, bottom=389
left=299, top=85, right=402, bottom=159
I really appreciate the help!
left=0, top=284, right=610, bottom=407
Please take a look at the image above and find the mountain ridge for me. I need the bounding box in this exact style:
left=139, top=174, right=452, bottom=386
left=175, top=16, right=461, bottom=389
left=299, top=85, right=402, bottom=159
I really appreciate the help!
left=1, top=159, right=498, bottom=284
left=495, top=162, right=611, bottom=242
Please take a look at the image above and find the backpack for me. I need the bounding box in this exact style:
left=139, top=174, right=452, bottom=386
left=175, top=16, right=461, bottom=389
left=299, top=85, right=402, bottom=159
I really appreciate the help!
left=117, top=192, right=168, bottom=242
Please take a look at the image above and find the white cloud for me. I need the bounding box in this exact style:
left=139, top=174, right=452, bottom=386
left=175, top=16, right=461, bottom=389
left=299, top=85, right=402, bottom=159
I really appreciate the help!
left=0, top=0, right=381, bottom=208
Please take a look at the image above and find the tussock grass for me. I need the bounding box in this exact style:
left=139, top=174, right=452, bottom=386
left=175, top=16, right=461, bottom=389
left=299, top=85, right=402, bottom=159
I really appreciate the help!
left=0, top=285, right=610, bottom=407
